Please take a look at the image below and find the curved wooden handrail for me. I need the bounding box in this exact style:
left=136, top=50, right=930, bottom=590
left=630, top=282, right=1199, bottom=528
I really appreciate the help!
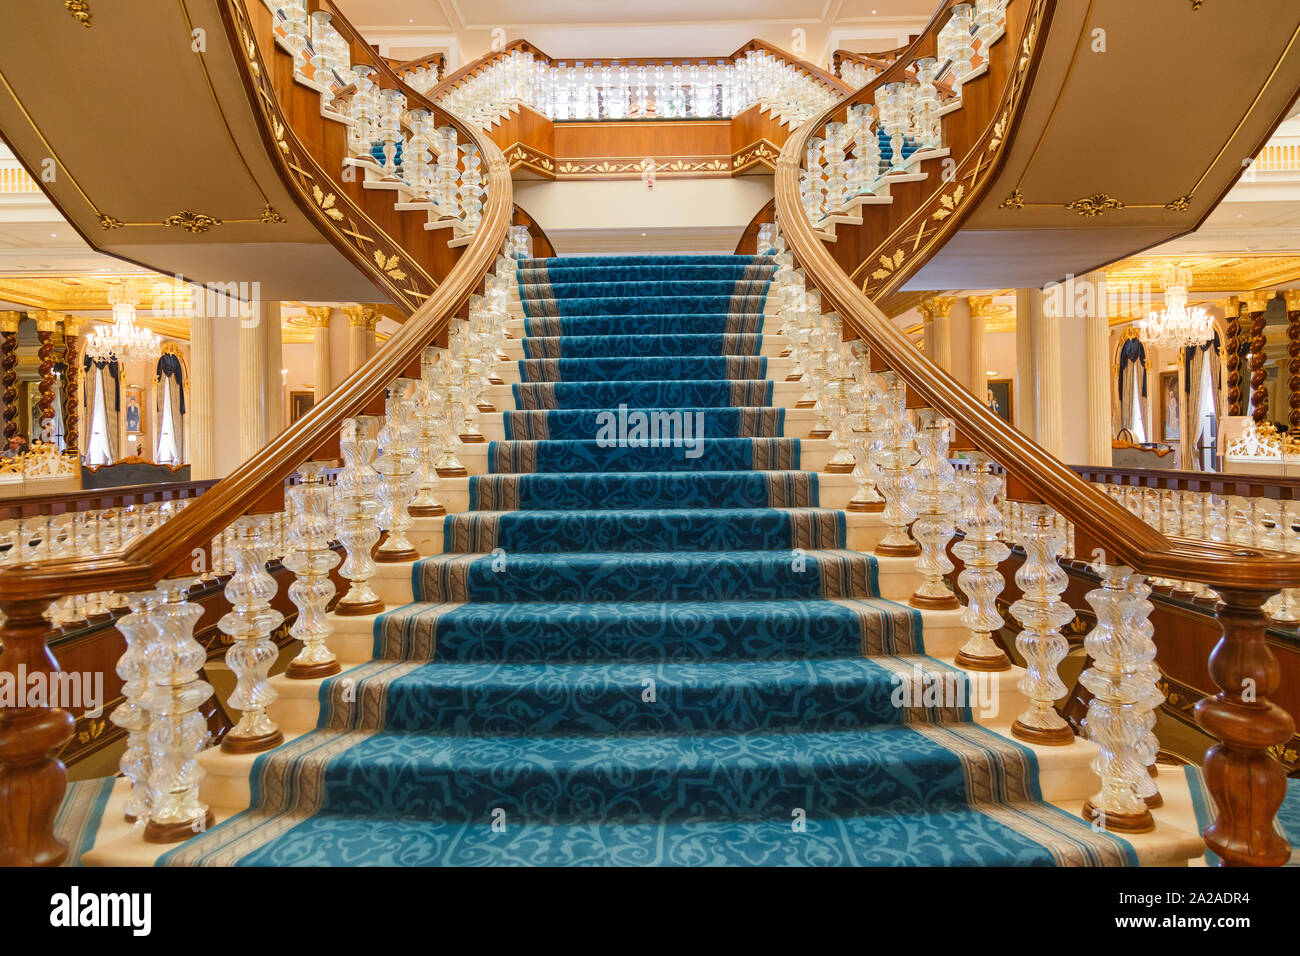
left=0, top=5, right=513, bottom=605
left=730, top=39, right=851, bottom=96
left=776, top=3, right=1300, bottom=592
left=389, top=50, right=447, bottom=82
left=734, top=198, right=776, bottom=255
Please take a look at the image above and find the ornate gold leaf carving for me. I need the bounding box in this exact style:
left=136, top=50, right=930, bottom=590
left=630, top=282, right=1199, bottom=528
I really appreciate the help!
left=373, top=251, right=407, bottom=281
left=932, top=184, right=965, bottom=221
left=64, top=1, right=91, bottom=27
left=1000, top=188, right=1024, bottom=210
left=1064, top=193, right=1125, bottom=217
left=1165, top=193, right=1193, bottom=212
left=260, top=203, right=286, bottom=224
left=163, top=210, right=224, bottom=233
left=97, top=213, right=124, bottom=230
left=870, top=249, right=906, bottom=281
left=312, top=185, right=345, bottom=220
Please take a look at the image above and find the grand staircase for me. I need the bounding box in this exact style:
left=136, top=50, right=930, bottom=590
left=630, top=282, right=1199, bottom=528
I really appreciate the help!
left=83, top=254, right=1203, bottom=866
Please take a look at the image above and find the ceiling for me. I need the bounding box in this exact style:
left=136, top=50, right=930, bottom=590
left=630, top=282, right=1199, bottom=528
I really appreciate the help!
left=335, top=0, right=936, bottom=66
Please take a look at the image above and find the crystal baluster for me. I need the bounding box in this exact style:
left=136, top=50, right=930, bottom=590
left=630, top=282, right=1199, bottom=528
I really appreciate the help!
left=953, top=452, right=1012, bottom=671
left=909, top=410, right=961, bottom=609
left=871, top=371, right=921, bottom=557
left=283, top=463, right=341, bottom=679
left=332, top=415, right=385, bottom=615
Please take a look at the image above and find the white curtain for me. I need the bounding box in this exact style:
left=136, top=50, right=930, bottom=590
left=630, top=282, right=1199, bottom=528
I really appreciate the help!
left=156, top=384, right=181, bottom=465
left=1182, top=347, right=1209, bottom=470
left=1120, top=363, right=1147, bottom=442
left=86, top=368, right=113, bottom=466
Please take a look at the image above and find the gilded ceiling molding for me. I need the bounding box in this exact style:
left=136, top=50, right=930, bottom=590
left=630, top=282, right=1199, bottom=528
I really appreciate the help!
left=1064, top=194, right=1125, bottom=217
left=64, top=1, right=91, bottom=27
left=163, top=210, right=224, bottom=234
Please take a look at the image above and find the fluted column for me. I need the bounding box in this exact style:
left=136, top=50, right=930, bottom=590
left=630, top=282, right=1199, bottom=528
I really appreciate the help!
left=263, top=301, right=284, bottom=441
left=928, top=295, right=955, bottom=372
left=1033, top=290, right=1063, bottom=458
left=35, top=312, right=59, bottom=444
left=62, top=317, right=80, bottom=456
left=1246, top=291, right=1272, bottom=424
left=1015, top=290, right=1038, bottom=438
left=189, top=306, right=216, bottom=480
left=306, top=307, right=333, bottom=403
left=1079, top=273, right=1113, bottom=466
left=1286, top=291, right=1300, bottom=435
left=1225, top=297, right=1244, bottom=416
left=967, top=295, right=991, bottom=403
left=1, top=311, right=19, bottom=443
left=343, top=304, right=369, bottom=372
left=364, top=310, right=380, bottom=360
left=239, top=301, right=268, bottom=461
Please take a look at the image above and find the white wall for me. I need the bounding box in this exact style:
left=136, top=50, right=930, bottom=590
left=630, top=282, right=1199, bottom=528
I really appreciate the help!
left=513, top=177, right=773, bottom=254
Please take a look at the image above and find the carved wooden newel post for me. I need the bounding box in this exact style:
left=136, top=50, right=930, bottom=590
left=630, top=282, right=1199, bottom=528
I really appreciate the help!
left=1245, top=292, right=1271, bottom=425
left=1286, top=290, right=1300, bottom=436
left=0, top=311, right=18, bottom=443
left=0, top=599, right=70, bottom=865
left=63, top=317, right=80, bottom=454
left=1224, top=298, right=1243, bottom=417
left=36, top=312, right=59, bottom=443
left=1195, top=589, right=1295, bottom=865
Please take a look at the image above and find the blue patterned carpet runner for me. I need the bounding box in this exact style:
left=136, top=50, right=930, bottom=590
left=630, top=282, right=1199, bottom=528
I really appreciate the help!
left=162, top=254, right=1135, bottom=866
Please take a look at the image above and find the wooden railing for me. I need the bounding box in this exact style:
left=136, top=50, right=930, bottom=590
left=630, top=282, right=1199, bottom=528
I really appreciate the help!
left=0, top=0, right=512, bottom=866
left=776, top=0, right=1297, bottom=864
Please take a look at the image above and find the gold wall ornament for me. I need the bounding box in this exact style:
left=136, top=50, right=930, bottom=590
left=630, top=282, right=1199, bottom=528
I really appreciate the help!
left=64, top=1, right=91, bottom=27
left=163, top=210, right=224, bottom=234
left=999, top=188, right=1025, bottom=210
left=260, top=204, right=286, bottom=224
left=1165, top=193, right=1193, bottom=212
left=1065, top=193, right=1125, bottom=217
left=97, top=214, right=124, bottom=230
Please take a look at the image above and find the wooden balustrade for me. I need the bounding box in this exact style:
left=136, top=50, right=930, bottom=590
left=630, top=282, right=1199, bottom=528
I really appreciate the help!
left=774, top=0, right=1297, bottom=866
left=0, top=0, right=512, bottom=866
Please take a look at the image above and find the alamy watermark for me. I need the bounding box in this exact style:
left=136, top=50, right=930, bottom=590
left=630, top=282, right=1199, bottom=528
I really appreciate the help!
left=595, top=404, right=706, bottom=459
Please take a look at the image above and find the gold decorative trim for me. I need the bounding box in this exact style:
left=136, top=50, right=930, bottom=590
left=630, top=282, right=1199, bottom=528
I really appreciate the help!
left=502, top=142, right=555, bottom=174
left=64, top=1, right=91, bottom=27
left=1064, top=193, right=1125, bottom=217
left=999, top=188, right=1024, bottom=210
left=556, top=156, right=731, bottom=179
left=1164, top=193, right=1193, bottom=212
left=260, top=203, right=286, bottom=223
left=732, top=139, right=781, bottom=173
left=163, top=210, right=224, bottom=234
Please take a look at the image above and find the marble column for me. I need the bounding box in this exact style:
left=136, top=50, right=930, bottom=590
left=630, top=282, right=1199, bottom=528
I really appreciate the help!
left=928, top=295, right=955, bottom=372
left=1015, top=289, right=1039, bottom=439
left=239, top=301, right=268, bottom=461
left=1078, top=272, right=1113, bottom=466
left=189, top=305, right=216, bottom=480
left=967, top=295, right=991, bottom=403
left=1, top=311, right=19, bottom=442
left=263, top=301, right=284, bottom=441
left=306, top=306, right=333, bottom=403
left=35, top=312, right=60, bottom=444
left=1033, top=289, right=1063, bottom=458
left=365, top=310, right=380, bottom=360
left=343, top=304, right=369, bottom=371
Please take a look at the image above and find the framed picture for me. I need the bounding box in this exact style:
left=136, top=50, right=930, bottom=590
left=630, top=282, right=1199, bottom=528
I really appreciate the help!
left=124, top=386, right=143, bottom=436
left=290, top=390, right=315, bottom=424
left=1159, top=370, right=1179, bottom=442
left=986, top=379, right=1013, bottom=425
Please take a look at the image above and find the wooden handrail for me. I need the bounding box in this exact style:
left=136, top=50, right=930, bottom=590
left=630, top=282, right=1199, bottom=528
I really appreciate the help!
left=1072, top=465, right=1300, bottom=500
left=0, top=479, right=218, bottom=522
left=388, top=50, right=447, bottom=82
left=779, top=0, right=1298, bottom=866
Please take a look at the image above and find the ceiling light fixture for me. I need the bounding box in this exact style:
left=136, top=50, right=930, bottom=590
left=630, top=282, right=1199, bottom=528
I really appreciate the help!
left=85, top=281, right=162, bottom=363
left=1137, top=263, right=1215, bottom=350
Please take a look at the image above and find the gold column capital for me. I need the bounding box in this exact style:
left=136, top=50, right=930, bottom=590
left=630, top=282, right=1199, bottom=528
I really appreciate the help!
left=0, top=311, right=19, bottom=334
left=1245, top=291, right=1273, bottom=314
left=1284, top=290, right=1300, bottom=313
left=363, top=309, right=381, bottom=333
left=63, top=315, right=81, bottom=338
left=35, top=311, right=63, bottom=334
left=342, top=303, right=370, bottom=326
left=1215, top=296, right=1239, bottom=316
left=928, top=295, right=956, bottom=319
left=304, top=306, right=333, bottom=328
left=967, top=295, right=994, bottom=318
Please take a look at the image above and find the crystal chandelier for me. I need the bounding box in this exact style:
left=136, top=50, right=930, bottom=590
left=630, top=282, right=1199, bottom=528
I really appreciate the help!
left=85, top=282, right=162, bottom=363
left=1138, top=264, right=1215, bottom=350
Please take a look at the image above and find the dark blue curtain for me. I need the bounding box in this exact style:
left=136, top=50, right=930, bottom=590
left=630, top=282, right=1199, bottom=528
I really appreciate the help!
left=1117, top=337, right=1147, bottom=401
left=83, top=356, right=120, bottom=410
left=155, top=353, right=186, bottom=414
